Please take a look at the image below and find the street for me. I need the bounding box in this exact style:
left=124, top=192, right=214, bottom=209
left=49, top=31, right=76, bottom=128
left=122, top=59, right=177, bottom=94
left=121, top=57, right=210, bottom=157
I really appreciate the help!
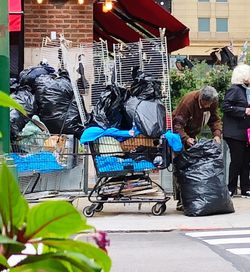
left=107, top=229, right=250, bottom=272
left=74, top=193, right=250, bottom=272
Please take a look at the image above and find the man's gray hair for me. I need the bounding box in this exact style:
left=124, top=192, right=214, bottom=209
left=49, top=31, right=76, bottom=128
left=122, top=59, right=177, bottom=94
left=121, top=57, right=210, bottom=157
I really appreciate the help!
left=200, top=86, right=218, bottom=102
left=231, top=64, right=250, bottom=84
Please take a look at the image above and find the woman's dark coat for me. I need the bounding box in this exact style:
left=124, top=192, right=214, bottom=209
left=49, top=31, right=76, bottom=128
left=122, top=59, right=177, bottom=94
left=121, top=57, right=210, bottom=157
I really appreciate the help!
left=222, top=84, right=250, bottom=141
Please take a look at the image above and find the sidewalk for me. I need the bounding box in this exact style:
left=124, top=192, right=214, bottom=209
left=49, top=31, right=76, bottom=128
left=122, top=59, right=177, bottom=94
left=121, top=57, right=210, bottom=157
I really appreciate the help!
left=73, top=196, right=250, bottom=232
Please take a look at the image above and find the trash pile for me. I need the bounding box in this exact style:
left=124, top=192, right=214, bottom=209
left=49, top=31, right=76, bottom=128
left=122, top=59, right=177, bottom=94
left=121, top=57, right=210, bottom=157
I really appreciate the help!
left=11, top=63, right=182, bottom=151
left=10, top=61, right=183, bottom=177
left=10, top=62, right=87, bottom=141
left=88, top=70, right=166, bottom=137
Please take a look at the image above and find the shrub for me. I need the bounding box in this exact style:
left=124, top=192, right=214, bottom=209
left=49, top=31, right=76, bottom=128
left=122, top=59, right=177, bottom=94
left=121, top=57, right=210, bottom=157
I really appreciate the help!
left=170, top=63, right=232, bottom=115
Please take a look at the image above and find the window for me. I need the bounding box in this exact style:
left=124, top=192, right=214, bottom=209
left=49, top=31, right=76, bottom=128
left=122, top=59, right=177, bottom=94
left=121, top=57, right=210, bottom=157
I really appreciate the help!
left=198, top=0, right=209, bottom=2
left=216, top=18, right=228, bottom=32
left=198, top=18, right=210, bottom=32
left=216, top=0, right=227, bottom=2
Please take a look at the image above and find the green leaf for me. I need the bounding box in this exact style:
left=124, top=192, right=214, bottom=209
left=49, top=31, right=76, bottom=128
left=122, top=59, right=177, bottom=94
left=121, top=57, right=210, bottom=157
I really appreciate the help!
left=0, top=254, right=9, bottom=269
left=14, top=252, right=101, bottom=272
left=0, top=235, right=22, bottom=244
left=0, top=234, right=25, bottom=253
left=41, top=238, right=111, bottom=272
left=9, top=259, right=69, bottom=272
left=0, top=162, right=28, bottom=232
left=0, top=91, right=26, bottom=115
left=25, top=201, right=93, bottom=240
left=0, top=215, right=2, bottom=229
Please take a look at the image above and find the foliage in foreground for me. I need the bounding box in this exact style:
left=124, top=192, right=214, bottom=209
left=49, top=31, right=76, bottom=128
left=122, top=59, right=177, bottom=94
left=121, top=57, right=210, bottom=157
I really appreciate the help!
left=0, top=158, right=111, bottom=272
left=0, top=91, right=26, bottom=116
left=0, top=91, right=111, bottom=271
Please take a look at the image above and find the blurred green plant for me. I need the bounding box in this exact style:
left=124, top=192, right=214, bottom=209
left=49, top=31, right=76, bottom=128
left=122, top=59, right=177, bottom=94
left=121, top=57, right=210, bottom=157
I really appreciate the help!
left=246, top=51, right=250, bottom=64
left=170, top=68, right=196, bottom=109
left=0, top=91, right=26, bottom=116
left=0, top=92, right=111, bottom=271
left=0, top=90, right=27, bottom=153
left=0, top=158, right=111, bottom=272
left=204, top=65, right=232, bottom=109
left=170, top=63, right=232, bottom=115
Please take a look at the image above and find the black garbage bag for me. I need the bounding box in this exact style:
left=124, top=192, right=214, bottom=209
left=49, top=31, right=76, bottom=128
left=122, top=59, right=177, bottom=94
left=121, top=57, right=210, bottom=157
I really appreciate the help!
left=10, top=77, right=18, bottom=91
left=176, top=139, right=234, bottom=216
left=130, top=70, right=161, bottom=100
left=10, top=85, right=37, bottom=139
left=91, top=84, right=130, bottom=129
left=125, top=97, right=166, bottom=138
left=35, top=73, right=85, bottom=137
left=19, top=63, right=55, bottom=90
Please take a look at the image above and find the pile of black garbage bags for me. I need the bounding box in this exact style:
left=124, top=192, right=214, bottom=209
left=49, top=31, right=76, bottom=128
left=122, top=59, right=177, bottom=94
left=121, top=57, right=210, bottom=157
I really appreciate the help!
left=10, top=64, right=166, bottom=141
left=91, top=69, right=166, bottom=137
left=10, top=62, right=87, bottom=140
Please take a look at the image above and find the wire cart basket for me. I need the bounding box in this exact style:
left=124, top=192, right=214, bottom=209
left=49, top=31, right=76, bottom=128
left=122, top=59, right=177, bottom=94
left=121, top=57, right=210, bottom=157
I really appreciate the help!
left=32, top=32, right=172, bottom=213
left=82, top=32, right=172, bottom=217
left=9, top=131, right=80, bottom=201
left=82, top=135, right=171, bottom=217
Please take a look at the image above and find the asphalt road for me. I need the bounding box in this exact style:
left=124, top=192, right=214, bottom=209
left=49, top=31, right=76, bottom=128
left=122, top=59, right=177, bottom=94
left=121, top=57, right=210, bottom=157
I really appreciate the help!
left=106, top=229, right=250, bottom=272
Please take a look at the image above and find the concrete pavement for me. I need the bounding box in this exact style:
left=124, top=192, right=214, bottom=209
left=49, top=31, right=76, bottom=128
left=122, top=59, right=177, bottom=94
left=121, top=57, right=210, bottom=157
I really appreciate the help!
left=72, top=196, right=250, bottom=232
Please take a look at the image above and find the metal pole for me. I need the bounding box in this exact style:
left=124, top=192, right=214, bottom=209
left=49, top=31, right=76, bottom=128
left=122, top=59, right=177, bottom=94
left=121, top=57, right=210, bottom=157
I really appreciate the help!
left=0, top=0, right=10, bottom=153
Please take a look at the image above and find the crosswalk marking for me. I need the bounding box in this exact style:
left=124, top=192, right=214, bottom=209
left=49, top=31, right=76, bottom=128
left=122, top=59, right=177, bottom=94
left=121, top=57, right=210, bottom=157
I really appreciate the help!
left=227, top=248, right=250, bottom=255
left=185, top=229, right=250, bottom=256
left=186, top=230, right=250, bottom=237
left=204, top=238, right=250, bottom=245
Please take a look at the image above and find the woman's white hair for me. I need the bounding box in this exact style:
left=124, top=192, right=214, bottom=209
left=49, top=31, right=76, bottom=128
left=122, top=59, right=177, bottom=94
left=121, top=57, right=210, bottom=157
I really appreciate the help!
left=231, top=64, right=250, bottom=84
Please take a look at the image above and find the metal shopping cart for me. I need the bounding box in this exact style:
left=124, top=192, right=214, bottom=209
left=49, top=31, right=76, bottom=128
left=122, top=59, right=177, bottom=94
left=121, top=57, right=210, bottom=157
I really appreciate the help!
left=82, top=135, right=171, bottom=217
left=81, top=32, right=172, bottom=217
left=9, top=129, right=82, bottom=202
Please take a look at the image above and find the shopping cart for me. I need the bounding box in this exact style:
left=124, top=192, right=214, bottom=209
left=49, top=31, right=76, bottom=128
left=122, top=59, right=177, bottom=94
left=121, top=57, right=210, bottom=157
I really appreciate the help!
left=82, top=135, right=171, bottom=217
left=9, top=132, right=79, bottom=201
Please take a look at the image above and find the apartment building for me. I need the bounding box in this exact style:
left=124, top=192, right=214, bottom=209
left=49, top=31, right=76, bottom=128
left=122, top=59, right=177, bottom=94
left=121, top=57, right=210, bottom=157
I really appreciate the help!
left=171, top=0, right=250, bottom=61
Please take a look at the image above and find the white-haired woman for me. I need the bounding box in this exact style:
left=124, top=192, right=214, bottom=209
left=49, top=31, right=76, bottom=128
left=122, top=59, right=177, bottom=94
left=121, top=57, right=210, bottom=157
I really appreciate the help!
left=222, top=64, right=250, bottom=197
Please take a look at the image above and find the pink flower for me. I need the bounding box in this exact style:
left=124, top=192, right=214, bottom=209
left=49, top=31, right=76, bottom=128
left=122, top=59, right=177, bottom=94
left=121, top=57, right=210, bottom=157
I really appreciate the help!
left=92, top=231, right=110, bottom=253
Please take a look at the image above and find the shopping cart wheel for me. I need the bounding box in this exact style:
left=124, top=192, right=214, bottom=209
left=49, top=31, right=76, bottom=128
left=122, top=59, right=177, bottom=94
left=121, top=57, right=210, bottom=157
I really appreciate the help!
left=83, top=206, right=95, bottom=217
left=95, top=203, right=104, bottom=212
left=151, top=203, right=166, bottom=216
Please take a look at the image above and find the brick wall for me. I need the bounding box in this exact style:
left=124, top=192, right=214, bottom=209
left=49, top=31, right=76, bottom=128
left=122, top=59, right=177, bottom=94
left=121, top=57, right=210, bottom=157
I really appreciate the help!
left=24, top=0, right=93, bottom=47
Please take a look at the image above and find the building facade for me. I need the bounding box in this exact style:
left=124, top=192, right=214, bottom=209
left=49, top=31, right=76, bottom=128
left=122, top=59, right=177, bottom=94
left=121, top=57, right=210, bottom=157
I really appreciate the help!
left=171, top=0, right=250, bottom=60
left=23, top=0, right=93, bottom=68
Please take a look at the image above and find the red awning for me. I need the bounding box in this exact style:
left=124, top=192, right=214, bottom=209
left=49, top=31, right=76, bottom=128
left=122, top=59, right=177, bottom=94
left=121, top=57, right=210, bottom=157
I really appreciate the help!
left=94, top=0, right=189, bottom=53
left=9, top=0, right=22, bottom=32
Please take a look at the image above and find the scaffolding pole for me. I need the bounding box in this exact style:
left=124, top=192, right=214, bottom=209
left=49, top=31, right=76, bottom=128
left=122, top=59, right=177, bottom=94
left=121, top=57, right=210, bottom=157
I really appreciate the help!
left=0, top=0, right=10, bottom=153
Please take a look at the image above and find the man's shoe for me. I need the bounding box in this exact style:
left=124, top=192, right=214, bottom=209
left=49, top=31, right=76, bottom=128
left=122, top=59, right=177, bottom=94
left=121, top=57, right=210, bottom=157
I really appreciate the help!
left=176, top=200, right=183, bottom=211
left=229, top=191, right=234, bottom=197
left=241, top=191, right=250, bottom=198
